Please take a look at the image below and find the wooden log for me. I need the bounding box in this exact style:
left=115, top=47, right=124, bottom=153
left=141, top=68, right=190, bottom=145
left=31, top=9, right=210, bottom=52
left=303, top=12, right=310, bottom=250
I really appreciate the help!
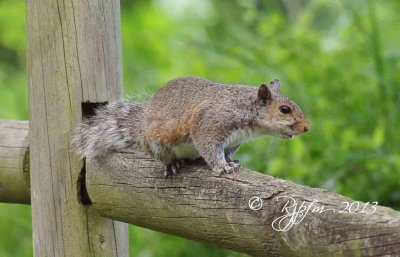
left=26, top=0, right=128, bottom=256
left=87, top=151, right=400, bottom=257
left=0, top=120, right=30, bottom=204
left=1, top=121, right=399, bottom=256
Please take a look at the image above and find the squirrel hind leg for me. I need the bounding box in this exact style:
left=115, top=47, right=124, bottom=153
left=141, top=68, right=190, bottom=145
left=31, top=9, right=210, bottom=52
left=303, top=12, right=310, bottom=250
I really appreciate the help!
left=144, top=140, right=184, bottom=178
left=165, top=160, right=185, bottom=178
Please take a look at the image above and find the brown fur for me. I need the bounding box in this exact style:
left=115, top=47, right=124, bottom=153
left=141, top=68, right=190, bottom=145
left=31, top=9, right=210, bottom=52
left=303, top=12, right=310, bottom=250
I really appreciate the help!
left=143, top=76, right=310, bottom=174
left=73, top=76, right=310, bottom=176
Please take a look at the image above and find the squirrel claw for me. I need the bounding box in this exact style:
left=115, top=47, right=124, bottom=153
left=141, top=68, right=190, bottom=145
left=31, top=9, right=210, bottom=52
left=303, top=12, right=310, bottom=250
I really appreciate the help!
left=230, top=160, right=241, bottom=167
left=171, top=161, right=180, bottom=174
left=164, top=165, right=173, bottom=178
left=220, top=162, right=241, bottom=174
left=225, top=157, right=241, bottom=166
left=175, top=160, right=185, bottom=170
left=229, top=162, right=241, bottom=172
left=165, top=160, right=184, bottom=178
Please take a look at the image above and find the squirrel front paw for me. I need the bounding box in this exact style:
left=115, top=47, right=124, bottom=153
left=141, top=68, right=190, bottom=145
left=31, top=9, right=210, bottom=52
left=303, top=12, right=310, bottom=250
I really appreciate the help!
left=215, top=161, right=241, bottom=174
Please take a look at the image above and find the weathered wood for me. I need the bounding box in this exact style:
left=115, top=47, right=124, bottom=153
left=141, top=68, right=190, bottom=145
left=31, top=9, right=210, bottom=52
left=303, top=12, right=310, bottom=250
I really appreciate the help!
left=1, top=119, right=399, bottom=256
left=0, top=120, right=30, bottom=204
left=87, top=151, right=400, bottom=257
left=26, top=0, right=128, bottom=256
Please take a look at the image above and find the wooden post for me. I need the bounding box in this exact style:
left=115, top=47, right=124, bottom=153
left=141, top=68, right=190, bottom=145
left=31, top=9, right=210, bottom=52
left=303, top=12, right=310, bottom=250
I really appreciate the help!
left=26, top=0, right=128, bottom=256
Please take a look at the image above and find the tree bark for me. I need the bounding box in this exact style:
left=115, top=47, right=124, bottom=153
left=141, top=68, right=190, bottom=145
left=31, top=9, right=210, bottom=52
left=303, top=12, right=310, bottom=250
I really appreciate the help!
left=87, top=151, right=400, bottom=257
left=26, top=0, right=128, bottom=256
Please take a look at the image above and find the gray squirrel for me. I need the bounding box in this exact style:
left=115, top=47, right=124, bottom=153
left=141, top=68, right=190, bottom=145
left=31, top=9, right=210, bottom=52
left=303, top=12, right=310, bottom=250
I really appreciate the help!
left=73, top=76, right=310, bottom=177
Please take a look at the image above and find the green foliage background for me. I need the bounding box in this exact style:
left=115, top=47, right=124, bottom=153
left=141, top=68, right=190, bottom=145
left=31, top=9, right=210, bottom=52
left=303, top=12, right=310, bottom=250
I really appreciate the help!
left=0, top=0, right=399, bottom=256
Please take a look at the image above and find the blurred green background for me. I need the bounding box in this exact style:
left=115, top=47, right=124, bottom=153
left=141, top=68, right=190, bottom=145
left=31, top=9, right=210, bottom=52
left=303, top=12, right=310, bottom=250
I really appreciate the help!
left=0, top=0, right=399, bottom=256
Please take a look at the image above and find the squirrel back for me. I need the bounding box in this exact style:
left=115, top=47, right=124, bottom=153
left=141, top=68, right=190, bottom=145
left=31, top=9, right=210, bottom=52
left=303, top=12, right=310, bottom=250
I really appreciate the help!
left=143, top=76, right=258, bottom=146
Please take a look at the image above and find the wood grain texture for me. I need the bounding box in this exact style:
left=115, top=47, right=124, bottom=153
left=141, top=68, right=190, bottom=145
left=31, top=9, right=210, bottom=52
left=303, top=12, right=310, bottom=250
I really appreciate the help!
left=1, top=120, right=399, bottom=256
left=26, top=0, right=128, bottom=256
left=87, top=151, right=400, bottom=257
left=0, top=120, right=30, bottom=204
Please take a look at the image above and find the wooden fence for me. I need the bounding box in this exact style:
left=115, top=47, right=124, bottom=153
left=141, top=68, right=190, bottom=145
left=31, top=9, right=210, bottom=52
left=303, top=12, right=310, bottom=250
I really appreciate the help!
left=0, top=0, right=399, bottom=256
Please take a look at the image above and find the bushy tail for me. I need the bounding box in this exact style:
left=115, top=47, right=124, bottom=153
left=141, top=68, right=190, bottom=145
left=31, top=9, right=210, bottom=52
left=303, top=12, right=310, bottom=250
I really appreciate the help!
left=72, top=100, right=147, bottom=159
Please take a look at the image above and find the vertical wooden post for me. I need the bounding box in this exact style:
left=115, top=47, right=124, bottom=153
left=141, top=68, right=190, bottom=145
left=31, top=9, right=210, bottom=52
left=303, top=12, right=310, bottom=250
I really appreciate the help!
left=27, top=0, right=128, bottom=256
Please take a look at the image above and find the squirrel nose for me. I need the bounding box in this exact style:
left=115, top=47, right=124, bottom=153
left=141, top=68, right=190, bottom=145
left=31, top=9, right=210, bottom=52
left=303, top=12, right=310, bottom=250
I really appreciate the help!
left=303, top=123, right=310, bottom=132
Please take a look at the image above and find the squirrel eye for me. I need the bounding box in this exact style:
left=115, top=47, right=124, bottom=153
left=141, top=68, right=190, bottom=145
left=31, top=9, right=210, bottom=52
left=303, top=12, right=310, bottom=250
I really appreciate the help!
left=279, top=105, right=292, bottom=114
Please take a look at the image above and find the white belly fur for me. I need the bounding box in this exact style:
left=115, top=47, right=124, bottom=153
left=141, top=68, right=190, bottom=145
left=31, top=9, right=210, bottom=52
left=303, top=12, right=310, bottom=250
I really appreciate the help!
left=172, top=142, right=200, bottom=159
left=172, top=127, right=264, bottom=159
left=224, top=127, right=265, bottom=148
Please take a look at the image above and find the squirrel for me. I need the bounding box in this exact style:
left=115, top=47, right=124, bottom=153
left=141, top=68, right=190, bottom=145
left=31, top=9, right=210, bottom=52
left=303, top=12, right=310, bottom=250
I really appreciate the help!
left=73, top=76, right=310, bottom=177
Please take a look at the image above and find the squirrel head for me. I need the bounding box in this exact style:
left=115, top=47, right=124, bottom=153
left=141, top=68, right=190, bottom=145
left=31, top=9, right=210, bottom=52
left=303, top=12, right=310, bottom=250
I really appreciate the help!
left=255, top=79, right=310, bottom=139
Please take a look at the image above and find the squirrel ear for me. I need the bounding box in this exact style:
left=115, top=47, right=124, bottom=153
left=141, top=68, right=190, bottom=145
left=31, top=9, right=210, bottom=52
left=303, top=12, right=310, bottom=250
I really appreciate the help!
left=258, top=84, right=272, bottom=104
left=268, top=79, right=281, bottom=93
